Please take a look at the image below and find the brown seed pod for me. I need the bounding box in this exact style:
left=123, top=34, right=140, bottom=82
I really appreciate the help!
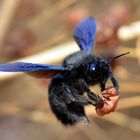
left=95, top=86, right=119, bottom=116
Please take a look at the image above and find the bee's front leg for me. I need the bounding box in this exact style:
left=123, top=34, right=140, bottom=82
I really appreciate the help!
left=87, top=92, right=104, bottom=107
left=111, top=76, right=119, bottom=91
left=75, top=79, right=102, bottom=106
left=74, top=79, right=91, bottom=93
left=99, top=81, right=106, bottom=92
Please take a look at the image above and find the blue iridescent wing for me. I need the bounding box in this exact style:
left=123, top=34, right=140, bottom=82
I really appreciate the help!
left=0, top=62, right=65, bottom=78
left=73, top=17, right=96, bottom=52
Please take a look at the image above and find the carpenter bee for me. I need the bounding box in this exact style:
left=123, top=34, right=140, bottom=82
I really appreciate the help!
left=0, top=17, right=129, bottom=125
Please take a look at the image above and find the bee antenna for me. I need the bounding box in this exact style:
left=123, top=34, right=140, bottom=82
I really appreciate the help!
left=108, top=52, right=130, bottom=63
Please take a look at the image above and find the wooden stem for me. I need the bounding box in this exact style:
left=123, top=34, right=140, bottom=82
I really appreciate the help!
left=0, top=0, right=21, bottom=48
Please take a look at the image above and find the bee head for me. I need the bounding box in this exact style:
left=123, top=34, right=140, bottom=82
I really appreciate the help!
left=86, top=52, right=129, bottom=84
left=88, top=59, right=110, bottom=83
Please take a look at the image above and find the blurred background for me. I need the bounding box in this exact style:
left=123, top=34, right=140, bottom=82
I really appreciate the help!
left=0, top=0, right=140, bottom=140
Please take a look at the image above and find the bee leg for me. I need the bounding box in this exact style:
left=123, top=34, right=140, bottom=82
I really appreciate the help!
left=76, top=95, right=97, bottom=106
left=62, top=84, right=76, bottom=104
left=111, top=76, right=119, bottom=91
left=61, top=83, right=95, bottom=106
left=73, top=94, right=92, bottom=106
left=75, top=79, right=91, bottom=93
left=87, top=92, right=104, bottom=107
left=62, top=84, right=92, bottom=106
left=75, top=79, right=102, bottom=106
left=100, top=81, right=106, bottom=92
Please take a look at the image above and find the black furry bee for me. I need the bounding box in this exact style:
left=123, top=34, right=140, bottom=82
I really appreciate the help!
left=0, top=17, right=129, bottom=125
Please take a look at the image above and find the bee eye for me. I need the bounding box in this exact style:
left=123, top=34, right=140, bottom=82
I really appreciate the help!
left=90, top=64, right=96, bottom=71
left=92, top=67, right=95, bottom=71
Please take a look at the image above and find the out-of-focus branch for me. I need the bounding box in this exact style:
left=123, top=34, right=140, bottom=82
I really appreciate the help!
left=0, top=42, right=79, bottom=81
left=102, top=111, right=140, bottom=133
left=118, top=21, right=140, bottom=40
left=28, top=0, right=78, bottom=28
left=118, top=96, right=140, bottom=110
left=0, top=0, right=21, bottom=48
left=136, top=38, right=140, bottom=66
left=1, top=96, right=140, bottom=133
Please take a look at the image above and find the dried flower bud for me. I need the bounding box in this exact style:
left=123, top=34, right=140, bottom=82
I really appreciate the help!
left=95, top=86, right=119, bottom=116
